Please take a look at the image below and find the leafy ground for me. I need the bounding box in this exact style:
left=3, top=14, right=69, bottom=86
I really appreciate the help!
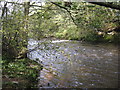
left=2, top=58, right=43, bottom=89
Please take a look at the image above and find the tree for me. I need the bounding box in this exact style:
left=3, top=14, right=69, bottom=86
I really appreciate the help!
left=1, top=1, right=31, bottom=59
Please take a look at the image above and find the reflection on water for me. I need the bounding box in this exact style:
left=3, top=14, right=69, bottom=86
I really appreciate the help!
left=28, top=39, right=118, bottom=88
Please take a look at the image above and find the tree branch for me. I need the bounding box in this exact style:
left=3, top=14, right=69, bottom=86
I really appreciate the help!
left=50, top=2, right=78, bottom=27
left=85, top=1, right=120, bottom=10
left=1, top=2, right=7, bottom=19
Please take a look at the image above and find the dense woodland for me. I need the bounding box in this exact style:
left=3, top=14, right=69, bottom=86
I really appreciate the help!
left=1, top=1, right=120, bottom=88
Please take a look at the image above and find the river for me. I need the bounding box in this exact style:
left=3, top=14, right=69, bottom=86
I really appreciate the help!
left=28, top=39, right=118, bottom=88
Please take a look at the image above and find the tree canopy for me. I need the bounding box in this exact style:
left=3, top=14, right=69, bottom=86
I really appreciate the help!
left=1, top=1, right=120, bottom=59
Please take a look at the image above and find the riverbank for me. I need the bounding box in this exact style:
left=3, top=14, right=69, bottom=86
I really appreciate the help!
left=40, top=34, right=120, bottom=45
left=2, top=57, right=43, bottom=89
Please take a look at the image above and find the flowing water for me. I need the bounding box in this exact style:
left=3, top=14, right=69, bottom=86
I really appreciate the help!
left=28, top=39, right=119, bottom=88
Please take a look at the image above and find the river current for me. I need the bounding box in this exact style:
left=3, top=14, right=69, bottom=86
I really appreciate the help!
left=28, top=39, right=118, bottom=88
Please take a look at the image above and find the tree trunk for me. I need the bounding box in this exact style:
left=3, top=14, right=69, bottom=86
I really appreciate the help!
left=22, top=1, right=30, bottom=58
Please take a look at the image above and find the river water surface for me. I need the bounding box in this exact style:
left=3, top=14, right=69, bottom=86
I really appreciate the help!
left=28, top=39, right=118, bottom=88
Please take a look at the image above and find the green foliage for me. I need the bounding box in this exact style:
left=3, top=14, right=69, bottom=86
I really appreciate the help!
left=2, top=58, right=42, bottom=88
left=2, top=5, right=28, bottom=58
left=84, top=31, right=103, bottom=42
left=104, top=34, right=120, bottom=43
left=51, top=2, right=120, bottom=42
left=29, top=8, right=59, bottom=39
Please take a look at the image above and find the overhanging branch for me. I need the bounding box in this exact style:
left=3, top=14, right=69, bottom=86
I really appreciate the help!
left=84, top=1, right=120, bottom=10
left=50, top=2, right=78, bottom=27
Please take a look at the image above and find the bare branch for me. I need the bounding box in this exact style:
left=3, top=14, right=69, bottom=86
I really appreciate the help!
left=1, top=2, right=7, bottom=19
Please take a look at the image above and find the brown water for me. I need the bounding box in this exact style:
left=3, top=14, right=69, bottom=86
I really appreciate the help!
left=28, top=39, right=119, bottom=88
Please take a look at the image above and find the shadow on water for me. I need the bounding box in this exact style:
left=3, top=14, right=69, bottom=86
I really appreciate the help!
left=28, top=39, right=118, bottom=88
